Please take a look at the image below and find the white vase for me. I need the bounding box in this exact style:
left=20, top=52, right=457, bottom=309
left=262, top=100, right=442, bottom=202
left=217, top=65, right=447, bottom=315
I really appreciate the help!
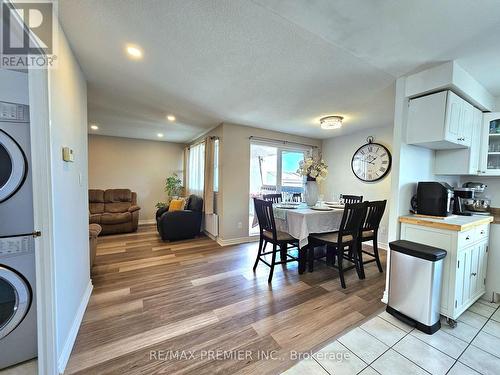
left=304, top=180, right=319, bottom=206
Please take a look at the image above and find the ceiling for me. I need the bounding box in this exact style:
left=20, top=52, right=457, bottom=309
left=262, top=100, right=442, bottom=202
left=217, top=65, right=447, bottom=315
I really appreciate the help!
left=59, top=0, right=500, bottom=143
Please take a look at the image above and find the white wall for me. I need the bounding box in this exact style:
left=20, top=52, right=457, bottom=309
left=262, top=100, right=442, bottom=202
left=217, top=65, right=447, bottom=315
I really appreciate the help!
left=88, top=135, right=184, bottom=222
left=321, top=126, right=393, bottom=245
left=48, top=27, right=91, bottom=371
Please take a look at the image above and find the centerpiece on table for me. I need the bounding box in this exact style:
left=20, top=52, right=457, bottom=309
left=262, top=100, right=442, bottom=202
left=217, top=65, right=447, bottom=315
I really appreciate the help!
left=297, top=156, right=328, bottom=206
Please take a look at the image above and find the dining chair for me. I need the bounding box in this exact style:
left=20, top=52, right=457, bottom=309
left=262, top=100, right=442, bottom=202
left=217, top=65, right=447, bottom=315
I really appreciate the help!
left=307, top=202, right=368, bottom=289
left=262, top=193, right=282, bottom=203
left=358, top=200, right=387, bottom=274
left=342, top=194, right=363, bottom=204
left=253, top=198, right=299, bottom=282
left=292, top=193, right=302, bottom=202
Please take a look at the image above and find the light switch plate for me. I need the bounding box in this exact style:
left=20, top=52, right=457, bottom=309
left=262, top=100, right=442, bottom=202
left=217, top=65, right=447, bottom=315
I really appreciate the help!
left=62, top=146, right=74, bottom=162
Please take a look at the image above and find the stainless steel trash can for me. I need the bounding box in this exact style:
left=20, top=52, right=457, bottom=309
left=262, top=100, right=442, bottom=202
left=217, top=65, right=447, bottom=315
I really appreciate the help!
left=387, top=240, right=447, bottom=334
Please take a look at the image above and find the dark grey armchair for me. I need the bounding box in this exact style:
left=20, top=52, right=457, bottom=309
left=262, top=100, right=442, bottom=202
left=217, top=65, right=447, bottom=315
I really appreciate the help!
left=156, top=195, right=203, bottom=241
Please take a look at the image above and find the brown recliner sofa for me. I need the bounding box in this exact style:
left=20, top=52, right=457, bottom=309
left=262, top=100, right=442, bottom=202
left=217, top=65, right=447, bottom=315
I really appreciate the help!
left=89, top=189, right=141, bottom=235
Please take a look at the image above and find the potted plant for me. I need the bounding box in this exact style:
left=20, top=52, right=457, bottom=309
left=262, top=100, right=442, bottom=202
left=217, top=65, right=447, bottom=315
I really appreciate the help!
left=156, top=173, right=184, bottom=209
left=297, top=157, right=328, bottom=206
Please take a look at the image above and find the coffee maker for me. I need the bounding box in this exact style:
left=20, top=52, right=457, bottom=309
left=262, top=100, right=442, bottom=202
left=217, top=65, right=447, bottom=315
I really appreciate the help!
left=453, top=188, right=475, bottom=215
left=416, top=182, right=454, bottom=217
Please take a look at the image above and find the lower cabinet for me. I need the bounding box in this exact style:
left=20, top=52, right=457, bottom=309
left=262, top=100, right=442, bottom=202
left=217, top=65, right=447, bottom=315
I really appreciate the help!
left=455, top=241, right=488, bottom=313
left=400, top=223, right=490, bottom=320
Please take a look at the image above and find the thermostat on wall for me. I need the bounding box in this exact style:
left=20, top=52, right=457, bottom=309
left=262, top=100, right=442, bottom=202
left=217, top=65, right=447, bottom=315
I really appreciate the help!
left=62, top=147, right=74, bottom=162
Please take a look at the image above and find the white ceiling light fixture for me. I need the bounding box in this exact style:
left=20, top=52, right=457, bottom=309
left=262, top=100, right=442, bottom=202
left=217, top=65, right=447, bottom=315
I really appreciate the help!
left=320, top=115, right=344, bottom=130
left=157, top=133, right=164, bottom=138
left=90, top=123, right=99, bottom=130
left=125, top=44, right=143, bottom=59
left=167, top=115, right=176, bottom=122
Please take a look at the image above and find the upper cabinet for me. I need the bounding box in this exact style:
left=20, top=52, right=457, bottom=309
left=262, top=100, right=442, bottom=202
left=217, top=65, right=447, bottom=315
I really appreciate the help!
left=479, top=113, right=500, bottom=175
left=434, top=106, right=483, bottom=175
left=407, top=91, right=474, bottom=149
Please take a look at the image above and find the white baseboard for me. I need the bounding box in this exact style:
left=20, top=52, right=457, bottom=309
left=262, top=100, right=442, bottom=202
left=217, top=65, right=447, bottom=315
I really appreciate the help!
left=139, top=219, right=156, bottom=225
left=216, top=236, right=259, bottom=247
left=58, top=280, right=93, bottom=374
left=378, top=242, right=389, bottom=250
left=203, top=230, right=217, bottom=241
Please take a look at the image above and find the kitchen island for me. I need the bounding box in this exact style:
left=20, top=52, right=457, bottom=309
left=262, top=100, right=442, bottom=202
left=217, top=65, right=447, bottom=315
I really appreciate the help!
left=399, top=214, right=493, bottom=323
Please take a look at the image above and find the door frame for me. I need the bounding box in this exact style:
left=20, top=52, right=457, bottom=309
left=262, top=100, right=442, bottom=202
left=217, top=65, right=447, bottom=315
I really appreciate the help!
left=28, top=68, right=58, bottom=374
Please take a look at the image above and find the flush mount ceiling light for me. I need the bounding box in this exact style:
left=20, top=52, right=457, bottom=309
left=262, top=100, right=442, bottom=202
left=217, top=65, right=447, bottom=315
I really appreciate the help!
left=125, top=44, right=143, bottom=59
left=90, top=124, right=99, bottom=130
left=320, top=115, right=344, bottom=130
left=167, top=115, right=176, bottom=122
left=157, top=133, right=164, bottom=138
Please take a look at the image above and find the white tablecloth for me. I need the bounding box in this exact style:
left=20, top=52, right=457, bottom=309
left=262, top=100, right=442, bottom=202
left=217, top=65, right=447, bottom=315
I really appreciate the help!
left=274, top=205, right=344, bottom=248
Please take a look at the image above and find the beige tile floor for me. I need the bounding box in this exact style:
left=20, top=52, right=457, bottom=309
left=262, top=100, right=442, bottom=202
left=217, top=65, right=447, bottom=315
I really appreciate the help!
left=0, top=360, right=37, bottom=375
left=282, top=299, right=500, bottom=375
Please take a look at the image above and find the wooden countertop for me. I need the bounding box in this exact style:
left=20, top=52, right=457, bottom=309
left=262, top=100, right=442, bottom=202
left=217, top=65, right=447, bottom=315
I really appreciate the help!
left=399, top=214, right=493, bottom=231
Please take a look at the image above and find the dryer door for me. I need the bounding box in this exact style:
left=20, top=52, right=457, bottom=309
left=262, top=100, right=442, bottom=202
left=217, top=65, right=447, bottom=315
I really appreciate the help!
left=0, top=266, right=31, bottom=339
left=0, top=128, right=27, bottom=203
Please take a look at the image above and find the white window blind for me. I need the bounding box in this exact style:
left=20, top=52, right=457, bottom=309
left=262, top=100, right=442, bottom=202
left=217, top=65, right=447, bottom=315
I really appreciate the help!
left=188, top=142, right=205, bottom=196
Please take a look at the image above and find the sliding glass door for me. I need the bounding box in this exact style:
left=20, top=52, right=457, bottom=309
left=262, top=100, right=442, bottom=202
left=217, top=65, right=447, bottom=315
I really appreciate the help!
left=249, top=143, right=308, bottom=235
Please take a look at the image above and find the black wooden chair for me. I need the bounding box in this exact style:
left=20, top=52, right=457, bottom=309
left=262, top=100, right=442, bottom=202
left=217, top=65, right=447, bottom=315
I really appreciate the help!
left=307, top=202, right=368, bottom=289
left=262, top=193, right=282, bottom=203
left=253, top=198, right=299, bottom=282
left=358, top=200, right=387, bottom=274
left=342, top=194, right=363, bottom=204
left=292, top=193, right=302, bottom=202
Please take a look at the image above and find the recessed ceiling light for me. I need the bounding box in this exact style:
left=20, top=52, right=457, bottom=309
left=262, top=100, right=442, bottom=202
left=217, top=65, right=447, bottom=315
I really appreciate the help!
left=90, top=124, right=99, bottom=130
left=167, top=115, right=176, bottom=122
left=157, top=133, right=164, bottom=138
left=320, top=115, right=344, bottom=130
left=126, top=44, right=143, bottom=59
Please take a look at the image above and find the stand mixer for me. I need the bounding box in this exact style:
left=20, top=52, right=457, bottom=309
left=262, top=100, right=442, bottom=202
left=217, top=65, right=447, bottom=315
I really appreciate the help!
left=454, top=182, right=491, bottom=215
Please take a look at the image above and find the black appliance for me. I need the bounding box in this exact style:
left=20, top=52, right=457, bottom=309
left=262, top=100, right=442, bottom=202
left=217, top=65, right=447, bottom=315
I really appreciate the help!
left=453, top=188, right=474, bottom=216
left=416, top=182, right=454, bottom=217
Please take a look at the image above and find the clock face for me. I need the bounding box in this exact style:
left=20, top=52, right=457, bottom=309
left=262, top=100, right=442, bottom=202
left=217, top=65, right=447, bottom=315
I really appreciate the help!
left=351, top=142, right=392, bottom=182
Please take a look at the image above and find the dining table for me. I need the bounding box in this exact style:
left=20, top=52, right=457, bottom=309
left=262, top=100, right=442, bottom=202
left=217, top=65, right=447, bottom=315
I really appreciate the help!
left=272, top=202, right=345, bottom=273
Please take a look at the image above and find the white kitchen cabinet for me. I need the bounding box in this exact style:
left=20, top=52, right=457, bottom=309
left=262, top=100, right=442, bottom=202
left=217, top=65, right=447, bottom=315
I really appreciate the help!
left=434, top=106, right=483, bottom=175
left=399, top=216, right=492, bottom=321
left=478, top=112, right=500, bottom=176
left=407, top=90, right=475, bottom=149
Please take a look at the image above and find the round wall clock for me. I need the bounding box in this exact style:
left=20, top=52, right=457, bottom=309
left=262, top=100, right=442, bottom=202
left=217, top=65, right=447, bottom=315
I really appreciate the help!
left=351, top=137, right=392, bottom=182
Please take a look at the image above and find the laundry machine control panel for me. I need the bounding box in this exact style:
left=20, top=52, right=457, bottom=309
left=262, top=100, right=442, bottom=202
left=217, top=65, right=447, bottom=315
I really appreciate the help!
left=0, top=102, right=29, bottom=122
left=0, top=236, right=34, bottom=256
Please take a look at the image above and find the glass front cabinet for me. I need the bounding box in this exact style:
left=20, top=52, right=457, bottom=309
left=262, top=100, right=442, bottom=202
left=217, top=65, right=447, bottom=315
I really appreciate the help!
left=480, top=113, right=500, bottom=175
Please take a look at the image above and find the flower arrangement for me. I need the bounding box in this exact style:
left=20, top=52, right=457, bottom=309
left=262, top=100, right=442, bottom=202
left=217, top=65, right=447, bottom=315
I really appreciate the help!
left=297, top=156, right=328, bottom=182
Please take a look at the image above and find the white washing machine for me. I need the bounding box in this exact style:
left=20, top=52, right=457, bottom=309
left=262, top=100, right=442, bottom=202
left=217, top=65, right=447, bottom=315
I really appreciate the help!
left=0, top=101, right=37, bottom=369
left=0, top=237, right=37, bottom=369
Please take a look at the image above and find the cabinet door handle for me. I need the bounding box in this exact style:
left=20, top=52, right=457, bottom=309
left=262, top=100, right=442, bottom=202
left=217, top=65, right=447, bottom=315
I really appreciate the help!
left=466, top=235, right=470, bottom=240
left=471, top=272, right=477, bottom=276
left=480, top=230, right=485, bottom=235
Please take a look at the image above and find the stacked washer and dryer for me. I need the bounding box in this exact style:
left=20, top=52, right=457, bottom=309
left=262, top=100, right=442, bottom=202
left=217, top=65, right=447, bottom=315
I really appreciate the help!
left=0, top=98, right=37, bottom=368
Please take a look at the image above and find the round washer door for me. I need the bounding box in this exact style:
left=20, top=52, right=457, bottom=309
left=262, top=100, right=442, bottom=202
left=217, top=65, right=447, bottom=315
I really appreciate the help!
left=0, top=266, right=31, bottom=339
left=0, top=129, right=27, bottom=203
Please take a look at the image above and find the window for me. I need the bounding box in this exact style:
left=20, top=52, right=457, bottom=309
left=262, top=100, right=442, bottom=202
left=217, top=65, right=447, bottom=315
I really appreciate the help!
left=213, top=139, right=219, bottom=192
left=188, top=142, right=205, bottom=196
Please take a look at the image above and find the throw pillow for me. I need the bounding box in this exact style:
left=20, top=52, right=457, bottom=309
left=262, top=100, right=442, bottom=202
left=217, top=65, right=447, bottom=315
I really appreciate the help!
left=168, top=198, right=185, bottom=212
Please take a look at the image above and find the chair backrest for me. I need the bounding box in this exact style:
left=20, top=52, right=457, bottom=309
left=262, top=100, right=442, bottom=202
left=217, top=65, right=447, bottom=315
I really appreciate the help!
left=253, top=198, right=277, bottom=239
left=342, top=194, right=363, bottom=204
left=262, top=193, right=282, bottom=203
left=363, top=200, right=387, bottom=231
left=292, top=193, right=302, bottom=202
left=338, top=202, right=368, bottom=240
left=186, top=195, right=203, bottom=212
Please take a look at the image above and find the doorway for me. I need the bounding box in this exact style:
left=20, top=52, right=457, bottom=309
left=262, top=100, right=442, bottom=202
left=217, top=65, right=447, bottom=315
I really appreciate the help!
left=249, top=142, right=308, bottom=235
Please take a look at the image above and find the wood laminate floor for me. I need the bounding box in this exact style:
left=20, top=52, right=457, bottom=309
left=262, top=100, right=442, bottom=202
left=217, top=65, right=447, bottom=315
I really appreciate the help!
left=66, top=225, right=386, bottom=375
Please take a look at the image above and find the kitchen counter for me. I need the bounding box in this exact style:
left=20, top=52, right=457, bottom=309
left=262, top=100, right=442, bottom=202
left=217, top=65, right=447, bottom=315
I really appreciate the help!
left=399, top=214, right=493, bottom=231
